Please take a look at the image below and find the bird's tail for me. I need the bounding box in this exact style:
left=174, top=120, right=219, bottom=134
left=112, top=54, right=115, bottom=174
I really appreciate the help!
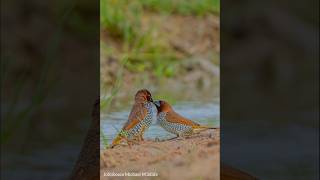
left=110, top=134, right=124, bottom=148
left=192, top=125, right=219, bottom=133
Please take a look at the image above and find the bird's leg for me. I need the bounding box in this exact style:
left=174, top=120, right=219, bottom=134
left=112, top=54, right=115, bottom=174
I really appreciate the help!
left=123, top=137, right=130, bottom=146
left=175, top=133, right=187, bottom=140
left=123, top=136, right=136, bottom=148
left=126, top=139, right=135, bottom=148
left=136, top=136, right=142, bottom=142
left=128, top=136, right=141, bottom=146
left=135, top=135, right=146, bottom=145
left=137, top=134, right=145, bottom=144
left=136, top=127, right=146, bottom=144
left=127, top=141, right=132, bottom=149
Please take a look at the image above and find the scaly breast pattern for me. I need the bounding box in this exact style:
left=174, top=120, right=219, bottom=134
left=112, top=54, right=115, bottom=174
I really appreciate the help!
left=126, top=102, right=156, bottom=139
left=157, top=112, right=193, bottom=136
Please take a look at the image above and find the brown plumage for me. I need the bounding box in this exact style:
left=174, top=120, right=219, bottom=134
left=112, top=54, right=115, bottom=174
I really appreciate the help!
left=123, top=102, right=148, bottom=131
left=156, top=100, right=200, bottom=126
left=154, top=100, right=217, bottom=137
left=111, top=89, right=156, bottom=147
left=164, top=110, right=201, bottom=126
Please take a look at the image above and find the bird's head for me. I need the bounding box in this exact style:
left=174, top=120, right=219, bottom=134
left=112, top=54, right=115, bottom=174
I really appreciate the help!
left=153, top=100, right=172, bottom=113
left=135, top=89, right=153, bottom=103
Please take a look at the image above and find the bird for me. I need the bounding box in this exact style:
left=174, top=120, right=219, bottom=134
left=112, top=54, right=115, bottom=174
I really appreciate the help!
left=111, top=89, right=157, bottom=147
left=154, top=100, right=217, bottom=138
left=70, top=100, right=257, bottom=180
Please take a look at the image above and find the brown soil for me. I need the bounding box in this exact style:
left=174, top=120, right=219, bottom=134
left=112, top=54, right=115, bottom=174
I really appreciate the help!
left=100, top=129, right=220, bottom=180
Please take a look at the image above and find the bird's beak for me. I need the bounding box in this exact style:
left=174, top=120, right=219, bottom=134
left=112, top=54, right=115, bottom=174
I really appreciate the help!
left=153, top=100, right=161, bottom=108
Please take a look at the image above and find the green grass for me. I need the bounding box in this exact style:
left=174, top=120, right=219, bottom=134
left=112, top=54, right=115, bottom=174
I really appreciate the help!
left=100, top=0, right=141, bottom=44
left=100, top=55, right=129, bottom=148
left=100, top=0, right=219, bottom=78
left=139, top=0, right=220, bottom=15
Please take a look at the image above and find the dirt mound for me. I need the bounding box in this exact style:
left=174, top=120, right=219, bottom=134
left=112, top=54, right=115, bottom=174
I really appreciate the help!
left=100, top=129, right=220, bottom=180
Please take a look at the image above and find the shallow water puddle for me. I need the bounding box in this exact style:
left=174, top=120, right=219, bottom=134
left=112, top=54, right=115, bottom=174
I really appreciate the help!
left=100, top=101, right=220, bottom=149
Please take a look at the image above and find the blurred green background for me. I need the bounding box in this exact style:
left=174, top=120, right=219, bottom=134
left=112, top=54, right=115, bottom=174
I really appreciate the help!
left=100, top=0, right=220, bottom=112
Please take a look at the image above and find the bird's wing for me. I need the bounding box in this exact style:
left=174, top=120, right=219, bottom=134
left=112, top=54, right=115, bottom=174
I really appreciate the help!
left=166, top=111, right=200, bottom=126
left=123, top=103, right=147, bottom=130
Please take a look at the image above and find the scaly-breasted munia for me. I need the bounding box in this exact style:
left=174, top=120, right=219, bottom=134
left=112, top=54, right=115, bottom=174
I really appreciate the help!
left=154, top=100, right=216, bottom=137
left=111, top=89, right=157, bottom=147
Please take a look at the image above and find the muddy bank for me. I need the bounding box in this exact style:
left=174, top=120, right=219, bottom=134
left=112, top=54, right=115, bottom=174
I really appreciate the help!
left=100, top=129, right=220, bottom=180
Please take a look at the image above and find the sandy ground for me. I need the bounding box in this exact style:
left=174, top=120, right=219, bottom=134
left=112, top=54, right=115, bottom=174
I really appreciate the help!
left=100, top=129, right=220, bottom=180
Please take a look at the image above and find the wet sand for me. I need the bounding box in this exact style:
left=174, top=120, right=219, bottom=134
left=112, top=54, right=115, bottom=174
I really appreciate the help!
left=100, top=129, right=220, bottom=180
